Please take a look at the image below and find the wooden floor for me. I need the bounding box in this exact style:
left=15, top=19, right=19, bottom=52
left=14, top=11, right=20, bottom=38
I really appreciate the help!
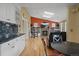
left=20, top=37, right=46, bottom=56
left=20, top=37, right=64, bottom=56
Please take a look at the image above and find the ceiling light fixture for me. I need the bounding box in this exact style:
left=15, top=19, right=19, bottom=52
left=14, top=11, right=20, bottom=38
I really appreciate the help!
left=43, top=15, right=52, bottom=18
left=44, top=11, right=55, bottom=15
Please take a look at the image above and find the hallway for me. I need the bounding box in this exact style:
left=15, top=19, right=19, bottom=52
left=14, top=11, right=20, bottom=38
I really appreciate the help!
left=0, top=3, right=79, bottom=56
left=20, top=37, right=46, bottom=56
left=20, top=37, right=64, bottom=56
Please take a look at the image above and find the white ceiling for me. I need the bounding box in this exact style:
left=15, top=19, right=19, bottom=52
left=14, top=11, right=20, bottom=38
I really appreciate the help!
left=18, top=3, right=75, bottom=22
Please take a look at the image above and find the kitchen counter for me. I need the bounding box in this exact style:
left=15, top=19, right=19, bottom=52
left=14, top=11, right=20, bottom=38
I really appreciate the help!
left=0, top=33, right=25, bottom=44
left=51, top=42, right=79, bottom=56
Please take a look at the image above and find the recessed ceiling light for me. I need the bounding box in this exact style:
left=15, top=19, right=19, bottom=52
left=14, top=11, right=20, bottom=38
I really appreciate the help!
left=44, top=11, right=55, bottom=15
left=43, top=15, right=52, bottom=18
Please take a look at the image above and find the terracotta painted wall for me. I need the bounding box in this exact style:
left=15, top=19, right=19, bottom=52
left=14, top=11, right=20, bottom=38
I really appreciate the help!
left=31, top=17, right=57, bottom=27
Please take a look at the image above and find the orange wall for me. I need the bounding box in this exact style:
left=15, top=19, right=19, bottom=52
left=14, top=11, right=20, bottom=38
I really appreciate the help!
left=31, top=17, right=57, bottom=27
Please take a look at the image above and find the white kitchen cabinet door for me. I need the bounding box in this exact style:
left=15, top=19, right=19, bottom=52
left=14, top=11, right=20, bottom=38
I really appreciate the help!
left=5, top=4, right=20, bottom=24
left=0, top=45, right=1, bottom=56
left=0, top=4, right=19, bottom=24
left=0, top=4, right=7, bottom=21
left=5, top=4, right=16, bottom=24
left=1, top=35, right=25, bottom=56
left=15, top=35, right=25, bottom=55
left=1, top=39, right=16, bottom=56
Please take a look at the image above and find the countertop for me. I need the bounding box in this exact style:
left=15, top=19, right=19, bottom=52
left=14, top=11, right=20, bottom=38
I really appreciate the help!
left=0, top=33, right=25, bottom=44
left=51, top=42, right=79, bottom=56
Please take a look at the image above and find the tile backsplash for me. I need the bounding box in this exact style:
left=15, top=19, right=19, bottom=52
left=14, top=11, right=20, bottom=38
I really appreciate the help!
left=0, top=21, right=18, bottom=40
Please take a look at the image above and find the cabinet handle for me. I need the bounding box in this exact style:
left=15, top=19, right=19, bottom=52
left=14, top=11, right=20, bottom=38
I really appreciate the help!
left=8, top=43, right=10, bottom=45
left=6, top=19, right=10, bottom=20
left=11, top=46, right=15, bottom=48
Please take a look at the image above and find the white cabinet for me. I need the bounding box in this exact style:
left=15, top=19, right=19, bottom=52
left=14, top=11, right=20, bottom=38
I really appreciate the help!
left=1, top=38, right=16, bottom=56
left=14, top=35, right=25, bottom=56
left=0, top=45, right=1, bottom=56
left=1, top=35, right=25, bottom=56
left=0, top=4, right=20, bottom=24
left=0, top=4, right=6, bottom=20
left=5, top=5, right=16, bottom=24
